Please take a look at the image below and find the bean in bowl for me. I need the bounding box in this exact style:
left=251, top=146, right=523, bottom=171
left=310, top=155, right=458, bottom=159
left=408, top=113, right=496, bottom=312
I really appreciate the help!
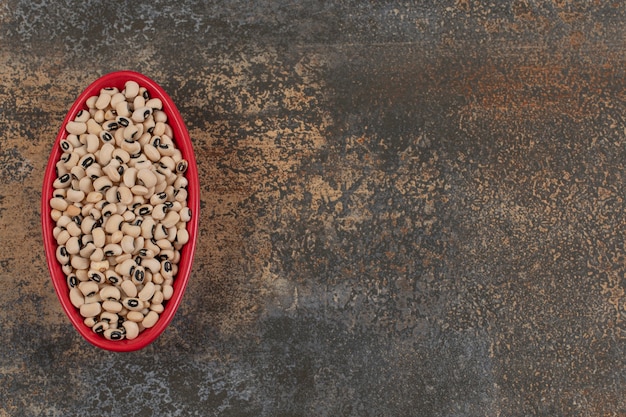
left=49, top=79, right=192, bottom=342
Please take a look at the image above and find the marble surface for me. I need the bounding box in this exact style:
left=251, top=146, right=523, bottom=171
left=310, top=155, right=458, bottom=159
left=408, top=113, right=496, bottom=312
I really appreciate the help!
left=1, top=1, right=626, bottom=415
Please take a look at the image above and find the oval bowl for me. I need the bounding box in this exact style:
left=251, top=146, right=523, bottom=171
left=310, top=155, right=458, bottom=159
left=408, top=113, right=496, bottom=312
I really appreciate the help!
left=41, top=70, right=199, bottom=351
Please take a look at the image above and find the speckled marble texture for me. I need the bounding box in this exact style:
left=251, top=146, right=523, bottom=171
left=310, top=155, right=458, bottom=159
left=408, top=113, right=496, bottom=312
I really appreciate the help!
left=1, top=1, right=626, bottom=416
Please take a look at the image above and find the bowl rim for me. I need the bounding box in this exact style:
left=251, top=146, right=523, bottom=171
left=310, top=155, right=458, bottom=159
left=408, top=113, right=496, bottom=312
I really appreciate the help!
left=41, top=70, right=199, bottom=352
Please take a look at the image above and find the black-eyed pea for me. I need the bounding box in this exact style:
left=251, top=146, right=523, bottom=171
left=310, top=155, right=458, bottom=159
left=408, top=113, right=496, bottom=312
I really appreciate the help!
left=117, top=186, right=133, bottom=205
left=102, top=300, right=123, bottom=313
left=75, top=269, right=89, bottom=281
left=86, top=191, right=103, bottom=204
left=90, top=259, right=109, bottom=272
left=124, top=80, right=140, bottom=99
left=176, top=159, right=188, bottom=174
left=133, top=237, right=145, bottom=255
left=142, top=258, right=161, bottom=274
left=66, top=273, right=79, bottom=289
left=142, top=311, right=159, bottom=328
left=121, top=208, right=135, bottom=222
left=149, top=192, right=168, bottom=206
left=51, top=209, right=63, bottom=222
left=104, top=214, right=124, bottom=234
left=131, top=265, right=146, bottom=285
left=80, top=302, right=102, bottom=318
left=93, top=176, right=112, bottom=193
left=78, top=176, right=94, bottom=194
left=163, top=124, right=173, bottom=138
left=110, top=230, right=124, bottom=244
left=90, top=227, right=104, bottom=248
left=144, top=239, right=161, bottom=256
left=88, top=270, right=105, bottom=284
left=122, top=297, right=143, bottom=311
left=52, top=185, right=67, bottom=198
left=166, top=226, right=177, bottom=242
left=92, top=321, right=109, bottom=335
left=63, top=148, right=81, bottom=165
left=112, top=148, right=130, bottom=164
left=161, top=211, right=180, bottom=229
left=133, top=95, right=146, bottom=110
left=120, top=235, right=135, bottom=254
left=74, top=109, right=90, bottom=123
left=140, top=217, right=155, bottom=239
left=138, top=282, right=155, bottom=302
left=89, top=248, right=105, bottom=262
left=78, top=281, right=99, bottom=297
left=143, top=143, right=161, bottom=162
left=152, top=290, right=164, bottom=305
left=104, top=186, right=118, bottom=204
left=55, top=245, right=70, bottom=266
left=176, top=229, right=190, bottom=246
left=122, top=138, right=142, bottom=156
left=121, top=280, right=138, bottom=298
left=84, top=317, right=97, bottom=328
left=69, top=287, right=85, bottom=308
left=103, top=328, right=125, bottom=341
left=160, top=260, right=174, bottom=279
left=114, top=125, right=125, bottom=145
left=145, top=98, right=162, bottom=110
left=99, top=130, right=114, bottom=145
left=78, top=236, right=96, bottom=262
left=100, top=285, right=121, bottom=301
left=56, top=230, right=71, bottom=246
left=102, top=202, right=118, bottom=217
left=65, top=204, right=82, bottom=217
left=53, top=173, right=72, bottom=189
left=126, top=311, right=144, bottom=322
left=156, top=239, right=172, bottom=251
left=162, top=284, right=174, bottom=301
left=132, top=106, right=152, bottom=123
left=152, top=204, right=167, bottom=220
left=101, top=311, right=119, bottom=324
left=66, top=121, right=87, bottom=135
left=105, top=270, right=122, bottom=285
left=103, top=243, right=122, bottom=257
left=122, top=320, right=140, bottom=340
left=110, top=92, right=126, bottom=108
left=95, top=92, right=112, bottom=110
left=116, top=258, right=136, bottom=277
left=153, top=110, right=167, bottom=123
left=66, top=189, right=85, bottom=204
left=65, top=221, right=81, bottom=237
left=86, top=118, right=102, bottom=135
left=150, top=303, right=164, bottom=314
left=115, top=100, right=131, bottom=118
left=85, top=133, right=100, bottom=154
left=50, top=196, right=69, bottom=211
left=80, top=217, right=97, bottom=235
left=153, top=224, right=168, bottom=241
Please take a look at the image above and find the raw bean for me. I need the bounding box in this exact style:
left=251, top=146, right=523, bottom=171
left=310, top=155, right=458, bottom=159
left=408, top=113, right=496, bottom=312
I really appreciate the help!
left=50, top=197, right=69, bottom=211
left=78, top=281, right=99, bottom=297
left=138, top=282, right=155, bottom=301
left=100, top=285, right=121, bottom=300
left=122, top=297, right=143, bottom=311
left=124, top=81, right=139, bottom=99
left=80, top=302, right=102, bottom=318
left=123, top=320, right=140, bottom=340
left=162, top=284, right=174, bottom=301
left=104, top=328, right=124, bottom=340
left=150, top=303, right=164, bottom=314
left=142, top=311, right=159, bottom=328
left=121, top=279, right=138, bottom=298
left=92, top=321, right=109, bottom=334
left=102, top=300, right=123, bottom=313
left=69, top=287, right=85, bottom=308
left=66, top=121, right=87, bottom=135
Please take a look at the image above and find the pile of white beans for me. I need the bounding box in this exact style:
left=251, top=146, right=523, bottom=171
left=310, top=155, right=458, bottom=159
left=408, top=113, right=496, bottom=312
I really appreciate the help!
left=49, top=80, right=191, bottom=341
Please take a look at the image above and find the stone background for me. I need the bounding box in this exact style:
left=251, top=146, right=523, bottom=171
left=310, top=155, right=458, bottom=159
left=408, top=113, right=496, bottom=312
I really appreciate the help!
left=1, top=1, right=626, bottom=416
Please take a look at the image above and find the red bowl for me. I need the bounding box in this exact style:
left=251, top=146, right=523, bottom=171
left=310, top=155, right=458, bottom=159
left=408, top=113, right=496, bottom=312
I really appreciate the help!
left=41, top=71, right=199, bottom=351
